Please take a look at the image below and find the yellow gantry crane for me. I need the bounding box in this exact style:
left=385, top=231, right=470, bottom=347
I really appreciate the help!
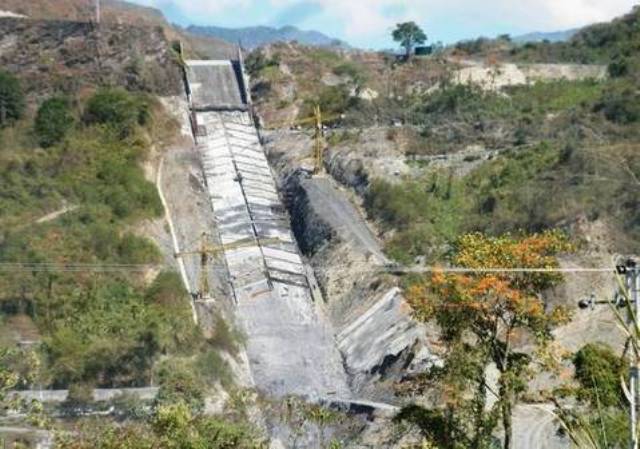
left=263, top=105, right=342, bottom=175
left=175, top=232, right=285, bottom=300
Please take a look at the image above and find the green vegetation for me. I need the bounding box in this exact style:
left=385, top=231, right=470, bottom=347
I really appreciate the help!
left=296, top=83, right=360, bottom=124
left=55, top=402, right=265, bottom=449
left=367, top=135, right=640, bottom=262
left=41, top=276, right=201, bottom=388
left=84, top=88, right=151, bottom=138
left=365, top=173, right=467, bottom=263
left=245, top=49, right=280, bottom=78
left=35, top=97, right=76, bottom=148
left=551, top=343, right=629, bottom=449
left=410, top=79, right=604, bottom=127
left=333, top=62, right=368, bottom=95
left=573, top=343, right=626, bottom=408
left=365, top=66, right=640, bottom=262
left=0, top=84, right=232, bottom=393
left=0, top=70, right=25, bottom=127
left=511, top=7, right=640, bottom=66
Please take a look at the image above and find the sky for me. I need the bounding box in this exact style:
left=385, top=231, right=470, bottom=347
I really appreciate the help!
left=130, top=0, right=639, bottom=49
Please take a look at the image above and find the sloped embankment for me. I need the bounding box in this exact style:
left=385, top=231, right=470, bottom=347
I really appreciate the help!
left=278, top=168, right=438, bottom=400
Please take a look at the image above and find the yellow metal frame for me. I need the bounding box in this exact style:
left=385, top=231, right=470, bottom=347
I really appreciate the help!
left=263, top=104, right=340, bottom=175
left=175, top=232, right=286, bottom=300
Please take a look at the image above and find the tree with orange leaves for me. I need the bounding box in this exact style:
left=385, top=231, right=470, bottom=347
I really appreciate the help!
left=406, top=230, right=572, bottom=449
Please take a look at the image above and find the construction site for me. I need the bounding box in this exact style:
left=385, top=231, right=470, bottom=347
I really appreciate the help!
left=3, top=3, right=640, bottom=448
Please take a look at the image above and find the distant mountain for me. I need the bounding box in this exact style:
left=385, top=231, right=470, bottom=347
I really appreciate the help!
left=513, top=28, right=579, bottom=44
left=186, top=24, right=348, bottom=50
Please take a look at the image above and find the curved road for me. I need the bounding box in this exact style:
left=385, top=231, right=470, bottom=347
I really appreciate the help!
left=513, top=404, right=570, bottom=449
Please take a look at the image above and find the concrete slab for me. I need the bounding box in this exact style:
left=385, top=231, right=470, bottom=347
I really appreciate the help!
left=186, top=60, right=246, bottom=110
left=193, top=109, right=350, bottom=399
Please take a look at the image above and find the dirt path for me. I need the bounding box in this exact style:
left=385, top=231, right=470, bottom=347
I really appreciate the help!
left=34, top=205, right=78, bottom=224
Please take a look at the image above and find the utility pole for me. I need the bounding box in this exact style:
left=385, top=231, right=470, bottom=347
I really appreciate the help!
left=95, top=0, right=100, bottom=25
left=631, top=262, right=639, bottom=449
left=579, top=259, right=639, bottom=449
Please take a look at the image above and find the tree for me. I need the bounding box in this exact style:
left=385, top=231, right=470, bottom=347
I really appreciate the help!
left=392, top=21, right=427, bottom=60
left=406, top=230, right=572, bottom=449
left=35, top=97, right=75, bottom=147
left=0, top=71, right=25, bottom=127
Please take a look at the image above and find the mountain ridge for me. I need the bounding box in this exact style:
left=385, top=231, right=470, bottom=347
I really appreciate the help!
left=513, top=28, right=579, bottom=43
left=186, top=24, right=348, bottom=50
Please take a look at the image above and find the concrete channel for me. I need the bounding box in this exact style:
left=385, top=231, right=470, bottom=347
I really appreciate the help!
left=184, top=59, right=351, bottom=399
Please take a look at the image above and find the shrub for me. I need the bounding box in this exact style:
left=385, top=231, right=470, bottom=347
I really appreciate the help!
left=594, top=86, right=640, bottom=124
left=300, top=85, right=353, bottom=122
left=155, top=359, right=206, bottom=413
left=0, top=71, right=25, bottom=126
left=573, top=343, right=626, bottom=407
left=84, top=88, right=150, bottom=137
left=608, top=56, right=629, bottom=77
left=35, top=97, right=75, bottom=147
left=145, top=272, right=187, bottom=307
left=245, top=49, right=280, bottom=77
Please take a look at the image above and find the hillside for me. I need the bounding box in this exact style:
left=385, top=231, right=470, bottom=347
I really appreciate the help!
left=0, top=12, right=269, bottom=448
left=0, top=0, right=238, bottom=58
left=187, top=24, right=347, bottom=50
left=2, top=3, right=640, bottom=449
left=0, top=0, right=164, bottom=25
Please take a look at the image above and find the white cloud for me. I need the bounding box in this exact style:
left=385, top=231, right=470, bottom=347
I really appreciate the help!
left=133, top=0, right=638, bottom=42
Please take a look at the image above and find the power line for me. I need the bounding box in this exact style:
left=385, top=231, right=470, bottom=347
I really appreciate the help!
left=0, top=262, right=160, bottom=273
left=0, top=261, right=616, bottom=274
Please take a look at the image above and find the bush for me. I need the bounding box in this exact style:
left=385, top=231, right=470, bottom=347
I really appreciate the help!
left=84, top=88, right=150, bottom=137
left=35, top=97, right=75, bottom=147
left=608, top=56, right=629, bottom=77
left=145, top=271, right=187, bottom=307
left=573, top=343, right=626, bottom=407
left=0, top=71, right=25, bottom=126
left=245, top=49, right=280, bottom=77
left=300, top=85, right=353, bottom=122
left=155, top=359, right=206, bottom=412
left=594, top=86, right=640, bottom=124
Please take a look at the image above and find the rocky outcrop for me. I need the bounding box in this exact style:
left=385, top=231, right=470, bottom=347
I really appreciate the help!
left=278, top=167, right=437, bottom=400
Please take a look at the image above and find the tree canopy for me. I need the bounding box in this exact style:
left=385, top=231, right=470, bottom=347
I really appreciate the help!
left=392, top=21, right=427, bottom=59
left=406, top=230, right=572, bottom=449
